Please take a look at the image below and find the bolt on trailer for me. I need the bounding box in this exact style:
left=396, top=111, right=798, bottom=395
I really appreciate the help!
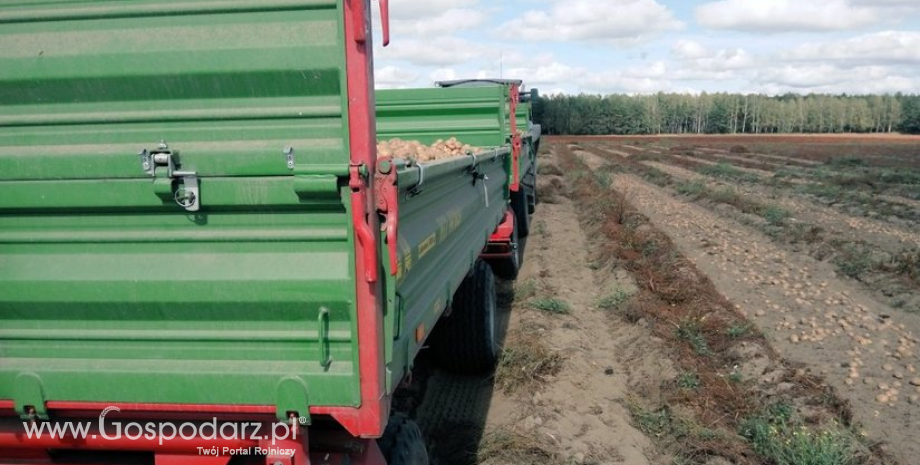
left=0, top=1, right=538, bottom=464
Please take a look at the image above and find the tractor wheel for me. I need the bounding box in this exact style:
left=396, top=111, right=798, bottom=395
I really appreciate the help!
left=526, top=178, right=537, bottom=214
left=490, top=220, right=520, bottom=281
left=378, top=415, right=429, bottom=465
left=431, top=260, right=498, bottom=374
left=511, top=187, right=531, bottom=238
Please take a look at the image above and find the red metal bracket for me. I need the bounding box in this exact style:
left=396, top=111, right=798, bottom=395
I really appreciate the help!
left=353, top=0, right=390, bottom=46
left=374, top=157, right=400, bottom=276
left=479, top=208, right=516, bottom=260
left=489, top=209, right=515, bottom=244
left=379, top=0, right=390, bottom=46
left=351, top=163, right=379, bottom=284
left=509, top=84, right=522, bottom=192
left=350, top=0, right=367, bottom=44
left=482, top=209, right=515, bottom=259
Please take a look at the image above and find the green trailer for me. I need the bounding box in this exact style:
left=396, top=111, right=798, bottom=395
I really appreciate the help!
left=376, top=84, right=531, bottom=278
left=434, top=79, right=540, bottom=237
left=0, top=1, right=537, bottom=464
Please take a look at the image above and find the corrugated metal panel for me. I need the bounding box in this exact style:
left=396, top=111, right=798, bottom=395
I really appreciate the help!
left=383, top=150, right=510, bottom=385
left=376, top=86, right=510, bottom=148
left=0, top=0, right=361, bottom=414
left=0, top=0, right=347, bottom=181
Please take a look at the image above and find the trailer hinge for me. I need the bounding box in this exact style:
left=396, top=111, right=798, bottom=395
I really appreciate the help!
left=375, top=157, right=400, bottom=276
left=139, top=141, right=200, bottom=212
left=284, top=146, right=296, bottom=170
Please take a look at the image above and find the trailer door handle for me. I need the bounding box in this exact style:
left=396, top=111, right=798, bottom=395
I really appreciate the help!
left=318, top=308, right=332, bottom=368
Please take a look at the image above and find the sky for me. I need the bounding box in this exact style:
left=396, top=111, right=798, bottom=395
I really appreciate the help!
left=371, top=0, right=920, bottom=95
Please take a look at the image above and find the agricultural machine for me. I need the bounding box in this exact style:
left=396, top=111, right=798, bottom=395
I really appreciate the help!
left=0, top=1, right=540, bottom=464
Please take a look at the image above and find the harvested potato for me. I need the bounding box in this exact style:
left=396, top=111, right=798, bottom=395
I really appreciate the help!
left=377, top=137, right=481, bottom=163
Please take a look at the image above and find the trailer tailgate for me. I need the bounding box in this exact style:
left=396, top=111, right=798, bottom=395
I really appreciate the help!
left=0, top=0, right=364, bottom=418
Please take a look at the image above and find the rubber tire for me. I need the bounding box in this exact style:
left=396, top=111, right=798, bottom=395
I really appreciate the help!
left=526, top=179, right=537, bottom=214
left=526, top=148, right=538, bottom=214
left=511, top=187, right=531, bottom=238
left=431, top=261, right=498, bottom=374
left=378, top=415, right=429, bottom=465
left=490, top=220, right=520, bottom=281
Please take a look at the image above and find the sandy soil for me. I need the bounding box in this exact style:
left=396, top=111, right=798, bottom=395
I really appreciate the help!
left=644, top=158, right=920, bottom=252
left=642, top=160, right=707, bottom=182
left=668, top=153, right=775, bottom=178
left=576, top=147, right=919, bottom=463
left=743, top=151, right=822, bottom=167
left=691, top=151, right=792, bottom=170
left=591, top=145, right=634, bottom=158
left=689, top=146, right=821, bottom=167
left=481, top=198, right=668, bottom=465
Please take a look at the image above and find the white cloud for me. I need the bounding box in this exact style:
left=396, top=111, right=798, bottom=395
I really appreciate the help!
left=388, top=0, right=481, bottom=20
left=623, top=61, right=669, bottom=79
left=700, top=48, right=755, bottom=71
left=672, top=40, right=710, bottom=60
left=501, top=0, right=682, bottom=45
left=661, top=40, right=757, bottom=82
left=757, top=64, right=855, bottom=88
left=375, top=66, right=420, bottom=89
left=391, top=8, right=486, bottom=37
left=581, top=71, right=676, bottom=94
left=695, top=0, right=879, bottom=32
left=503, top=55, right=676, bottom=94
left=754, top=64, right=918, bottom=94
left=429, top=68, right=459, bottom=83
left=783, top=30, right=920, bottom=65
left=507, top=61, right=584, bottom=88
left=851, top=0, right=920, bottom=9
left=370, top=1, right=920, bottom=95
left=376, top=37, right=490, bottom=66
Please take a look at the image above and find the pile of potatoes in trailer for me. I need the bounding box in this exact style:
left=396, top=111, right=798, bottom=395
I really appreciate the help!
left=377, top=137, right=481, bottom=163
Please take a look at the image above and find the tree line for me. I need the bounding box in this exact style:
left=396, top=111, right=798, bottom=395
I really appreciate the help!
left=532, top=93, right=920, bottom=135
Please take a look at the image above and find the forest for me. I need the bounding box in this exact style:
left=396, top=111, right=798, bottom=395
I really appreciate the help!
left=532, top=93, right=920, bottom=136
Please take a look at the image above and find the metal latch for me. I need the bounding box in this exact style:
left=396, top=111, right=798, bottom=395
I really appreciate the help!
left=139, top=141, right=200, bottom=212
left=467, top=153, right=489, bottom=208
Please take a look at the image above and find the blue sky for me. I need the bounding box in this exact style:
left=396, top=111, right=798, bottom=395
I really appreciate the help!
left=372, top=0, right=920, bottom=95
